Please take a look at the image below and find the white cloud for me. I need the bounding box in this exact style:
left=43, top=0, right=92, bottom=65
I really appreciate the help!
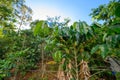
left=32, top=6, right=67, bottom=21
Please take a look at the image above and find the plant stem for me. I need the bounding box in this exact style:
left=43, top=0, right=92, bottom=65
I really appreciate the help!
left=41, top=43, right=45, bottom=78
left=74, top=48, right=79, bottom=80
left=90, top=69, right=108, bottom=78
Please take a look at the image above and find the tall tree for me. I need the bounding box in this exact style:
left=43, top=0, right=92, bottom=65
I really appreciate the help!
left=0, top=0, right=32, bottom=35
left=90, top=0, right=120, bottom=25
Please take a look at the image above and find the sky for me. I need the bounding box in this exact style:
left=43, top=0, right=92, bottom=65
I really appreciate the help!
left=26, top=0, right=109, bottom=25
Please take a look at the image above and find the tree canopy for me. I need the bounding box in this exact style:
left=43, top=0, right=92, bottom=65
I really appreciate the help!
left=90, top=0, right=120, bottom=25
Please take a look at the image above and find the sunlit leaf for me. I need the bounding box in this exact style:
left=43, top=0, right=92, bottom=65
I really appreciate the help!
left=52, top=51, right=62, bottom=62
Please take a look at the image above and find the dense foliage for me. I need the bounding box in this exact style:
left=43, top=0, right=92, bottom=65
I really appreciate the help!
left=0, top=0, right=120, bottom=80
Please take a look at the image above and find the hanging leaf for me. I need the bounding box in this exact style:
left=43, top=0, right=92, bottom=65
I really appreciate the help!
left=100, top=45, right=109, bottom=59
left=103, top=33, right=107, bottom=41
left=106, top=34, right=120, bottom=47
left=109, top=25, right=120, bottom=34
left=91, top=45, right=99, bottom=55
left=114, top=3, right=120, bottom=17
left=91, top=44, right=109, bottom=59
left=0, top=28, right=4, bottom=37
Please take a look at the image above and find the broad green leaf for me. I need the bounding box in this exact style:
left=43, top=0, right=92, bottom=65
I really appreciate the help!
left=106, top=34, right=120, bottom=47
left=109, top=25, right=120, bottom=34
left=99, top=45, right=109, bottom=59
left=114, top=3, right=120, bottom=17
left=91, top=44, right=109, bottom=59
left=91, top=45, right=99, bottom=55
left=33, top=20, right=51, bottom=37
left=33, top=20, right=45, bottom=36
left=103, top=33, right=107, bottom=41
left=52, top=51, right=62, bottom=62
left=0, top=28, right=4, bottom=37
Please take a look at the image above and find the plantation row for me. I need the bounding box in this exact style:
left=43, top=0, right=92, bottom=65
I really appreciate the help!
left=0, top=0, right=120, bottom=80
